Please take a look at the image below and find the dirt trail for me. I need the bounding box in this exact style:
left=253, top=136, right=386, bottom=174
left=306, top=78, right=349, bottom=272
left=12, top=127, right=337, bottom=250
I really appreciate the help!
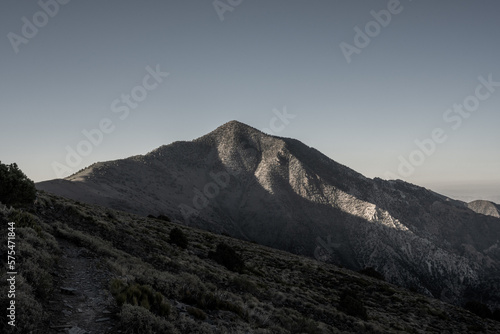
left=45, top=239, right=119, bottom=333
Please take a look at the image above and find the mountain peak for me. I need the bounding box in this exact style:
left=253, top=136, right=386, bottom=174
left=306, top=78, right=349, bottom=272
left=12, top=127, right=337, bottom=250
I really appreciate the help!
left=214, top=120, right=262, bottom=134
left=220, top=119, right=248, bottom=128
left=195, top=120, right=266, bottom=144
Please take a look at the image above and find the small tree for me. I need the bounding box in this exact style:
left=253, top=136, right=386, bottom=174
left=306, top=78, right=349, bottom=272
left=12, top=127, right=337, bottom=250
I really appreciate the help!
left=157, top=214, right=171, bottom=222
left=209, top=243, right=244, bottom=272
left=359, top=267, right=385, bottom=281
left=0, top=162, right=36, bottom=207
left=492, top=308, right=500, bottom=322
left=465, top=301, right=492, bottom=319
left=339, top=290, right=368, bottom=320
left=169, top=227, right=188, bottom=249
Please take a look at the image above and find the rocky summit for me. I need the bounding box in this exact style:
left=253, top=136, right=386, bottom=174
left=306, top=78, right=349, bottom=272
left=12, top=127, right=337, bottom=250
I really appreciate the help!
left=467, top=200, right=500, bottom=218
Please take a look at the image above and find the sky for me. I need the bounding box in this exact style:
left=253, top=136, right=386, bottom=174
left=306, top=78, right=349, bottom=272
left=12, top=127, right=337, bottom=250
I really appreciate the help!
left=0, top=0, right=499, bottom=203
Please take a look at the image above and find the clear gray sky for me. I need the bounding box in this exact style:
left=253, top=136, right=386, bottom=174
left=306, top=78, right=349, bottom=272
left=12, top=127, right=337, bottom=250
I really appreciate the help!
left=1, top=0, right=499, bottom=202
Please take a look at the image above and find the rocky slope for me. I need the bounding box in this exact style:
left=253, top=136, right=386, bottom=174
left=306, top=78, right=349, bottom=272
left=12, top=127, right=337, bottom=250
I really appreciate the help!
left=37, top=120, right=500, bottom=308
left=468, top=200, right=500, bottom=218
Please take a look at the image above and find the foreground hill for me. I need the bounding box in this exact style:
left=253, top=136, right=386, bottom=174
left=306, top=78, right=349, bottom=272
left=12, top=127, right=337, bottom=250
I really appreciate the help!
left=37, top=121, right=500, bottom=309
left=1, top=192, right=500, bottom=333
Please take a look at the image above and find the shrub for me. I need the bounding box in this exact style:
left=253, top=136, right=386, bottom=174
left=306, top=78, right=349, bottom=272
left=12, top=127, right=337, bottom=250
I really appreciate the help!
left=493, top=308, right=500, bottom=322
left=208, top=243, right=244, bottom=272
left=119, top=304, right=178, bottom=334
left=21, top=259, right=53, bottom=299
left=465, top=301, right=492, bottom=319
left=8, top=210, right=42, bottom=236
left=0, top=162, right=36, bottom=207
left=157, top=214, right=171, bottom=222
left=106, top=210, right=117, bottom=220
left=149, top=214, right=172, bottom=222
left=0, top=290, right=44, bottom=333
left=339, top=290, right=368, bottom=320
left=169, top=227, right=188, bottom=249
left=110, top=279, right=171, bottom=317
left=292, top=316, right=322, bottom=334
left=231, top=275, right=258, bottom=294
left=187, top=306, right=207, bottom=320
left=358, top=267, right=385, bottom=281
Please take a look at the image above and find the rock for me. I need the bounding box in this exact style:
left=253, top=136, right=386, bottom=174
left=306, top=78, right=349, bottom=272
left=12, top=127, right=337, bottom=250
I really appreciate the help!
left=78, top=248, right=96, bottom=258
left=67, top=326, right=88, bottom=334
left=50, top=324, right=72, bottom=330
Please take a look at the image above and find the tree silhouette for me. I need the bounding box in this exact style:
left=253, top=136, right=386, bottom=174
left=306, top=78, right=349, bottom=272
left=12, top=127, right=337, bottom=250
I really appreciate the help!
left=0, top=161, right=36, bottom=207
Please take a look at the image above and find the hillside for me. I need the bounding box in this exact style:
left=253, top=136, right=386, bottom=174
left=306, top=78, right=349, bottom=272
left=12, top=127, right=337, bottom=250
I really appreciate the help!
left=1, top=192, right=500, bottom=333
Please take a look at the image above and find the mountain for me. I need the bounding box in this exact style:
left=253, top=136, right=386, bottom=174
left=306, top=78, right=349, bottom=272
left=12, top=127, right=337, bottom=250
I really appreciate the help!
left=468, top=200, right=500, bottom=218
left=37, top=120, right=500, bottom=308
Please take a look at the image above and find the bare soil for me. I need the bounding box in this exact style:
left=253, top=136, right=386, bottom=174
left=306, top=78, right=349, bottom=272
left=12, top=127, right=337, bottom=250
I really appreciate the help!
left=44, top=239, right=119, bottom=334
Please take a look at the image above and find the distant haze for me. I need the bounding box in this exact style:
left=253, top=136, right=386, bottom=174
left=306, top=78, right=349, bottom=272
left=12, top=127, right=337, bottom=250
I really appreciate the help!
left=430, top=182, right=500, bottom=204
left=1, top=0, right=499, bottom=202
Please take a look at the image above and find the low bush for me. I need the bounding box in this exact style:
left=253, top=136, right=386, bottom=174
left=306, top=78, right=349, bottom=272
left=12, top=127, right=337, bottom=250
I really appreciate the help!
left=0, top=289, right=44, bottom=333
left=148, top=214, right=171, bottom=222
left=8, top=210, right=42, bottom=236
left=465, top=301, right=492, bottom=319
left=169, top=227, right=188, bottom=249
left=359, top=267, right=385, bottom=281
left=292, top=316, right=322, bottom=334
left=339, top=290, right=368, bottom=320
left=119, top=304, right=179, bottom=334
left=208, top=243, right=244, bottom=272
left=187, top=306, right=207, bottom=320
left=493, top=308, right=500, bottom=322
left=157, top=214, right=171, bottom=222
left=110, top=279, right=171, bottom=317
left=231, top=275, right=258, bottom=294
